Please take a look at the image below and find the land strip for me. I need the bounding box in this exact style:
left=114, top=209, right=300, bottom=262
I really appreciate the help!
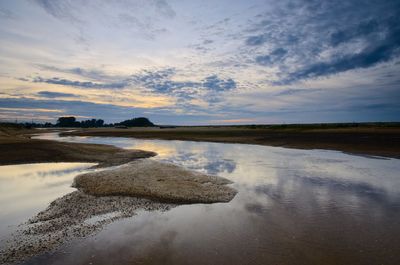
left=0, top=124, right=155, bottom=167
left=62, top=125, right=400, bottom=159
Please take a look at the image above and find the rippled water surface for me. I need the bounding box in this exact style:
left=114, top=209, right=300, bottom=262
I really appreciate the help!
left=2, top=133, right=400, bottom=265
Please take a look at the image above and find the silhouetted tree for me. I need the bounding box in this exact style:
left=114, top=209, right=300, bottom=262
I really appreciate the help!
left=56, top=117, right=79, bottom=127
left=52, top=116, right=154, bottom=127
left=117, top=117, right=155, bottom=127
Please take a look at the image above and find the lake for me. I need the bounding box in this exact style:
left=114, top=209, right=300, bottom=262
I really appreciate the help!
left=1, top=132, right=400, bottom=265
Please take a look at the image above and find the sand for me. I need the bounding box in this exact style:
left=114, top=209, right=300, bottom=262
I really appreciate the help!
left=0, top=191, right=175, bottom=264
left=73, top=159, right=237, bottom=203
left=0, top=159, right=237, bottom=264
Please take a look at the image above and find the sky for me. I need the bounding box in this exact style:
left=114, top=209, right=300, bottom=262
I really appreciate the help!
left=0, top=0, right=399, bottom=125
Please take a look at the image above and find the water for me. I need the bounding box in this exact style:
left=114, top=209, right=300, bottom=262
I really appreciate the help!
left=0, top=162, right=95, bottom=241
left=2, top=132, right=400, bottom=264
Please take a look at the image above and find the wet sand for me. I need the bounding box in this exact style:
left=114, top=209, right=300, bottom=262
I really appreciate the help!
left=62, top=126, right=400, bottom=159
left=74, top=159, right=237, bottom=203
left=0, top=190, right=175, bottom=264
left=0, top=126, right=155, bottom=167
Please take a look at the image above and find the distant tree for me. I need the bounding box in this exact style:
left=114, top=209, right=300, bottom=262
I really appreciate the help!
left=95, top=119, right=104, bottom=127
left=79, top=118, right=105, bottom=128
left=56, top=117, right=79, bottom=127
left=117, top=117, right=155, bottom=127
left=55, top=116, right=153, bottom=127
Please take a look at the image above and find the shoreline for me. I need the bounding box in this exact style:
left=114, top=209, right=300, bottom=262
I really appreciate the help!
left=61, top=126, right=400, bottom=159
left=0, top=127, right=156, bottom=167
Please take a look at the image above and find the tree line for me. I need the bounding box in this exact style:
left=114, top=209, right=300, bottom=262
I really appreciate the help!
left=16, top=116, right=155, bottom=128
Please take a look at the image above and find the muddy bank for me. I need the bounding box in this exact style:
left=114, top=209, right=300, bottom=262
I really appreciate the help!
left=0, top=190, right=175, bottom=264
left=62, top=126, right=400, bottom=159
left=0, top=133, right=155, bottom=167
left=74, top=159, right=237, bottom=203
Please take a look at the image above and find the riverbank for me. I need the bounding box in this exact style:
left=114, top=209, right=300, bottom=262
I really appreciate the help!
left=62, top=125, right=400, bottom=159
left=0, top=124, right=156, bottom=167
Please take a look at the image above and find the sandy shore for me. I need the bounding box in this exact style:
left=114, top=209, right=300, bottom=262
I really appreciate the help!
left=62, top=126, right=400, bottom=159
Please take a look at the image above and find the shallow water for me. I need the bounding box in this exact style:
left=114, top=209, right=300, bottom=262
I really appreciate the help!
left=3, top=132, right=400, bottom=264
left=0, top=162, right=95, bottom=241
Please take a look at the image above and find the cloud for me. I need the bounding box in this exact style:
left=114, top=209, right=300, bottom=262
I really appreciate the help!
left=0, top=97, right=141, bottom=122
left=32, top=76, right=128, bottom=89
left=132, top=69, right=236, bottom=97
left=33, top=0, right=81, bottom=24
left=255, top=48, right=287, bottom=66
left=245, top=0, right=400, bottom=83
left=36, top=65, right=119, bottom=81
left=329, top=19, right=379, bottom=47
left=0, top=7, right=15, bottom=20
left=245, top=34, right=268, bottom=46
left=154, top=0, right=176, bottom=18
left=16, top=77, right=29, bottom=82
left=281, top=30, right=400, bottom=84
left=37, top=91, right=77, bottom=98
left=274, top=88, right=322, bottom=96
left=203, top=75, right=236, bottom=91
left=1, top=0, right=400, bottom=124
left=0, top=107, right=62, bottom=113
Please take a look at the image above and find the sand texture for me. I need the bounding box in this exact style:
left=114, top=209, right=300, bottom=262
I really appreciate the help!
left=0, top=191, right=174, bottom=264
left=0, top=160, right=237, bottom=264
left=74, top=159, right=237, bottom=203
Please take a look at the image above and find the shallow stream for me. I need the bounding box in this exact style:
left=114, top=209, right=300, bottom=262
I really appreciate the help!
left=1, top=132, right=400, bottom=264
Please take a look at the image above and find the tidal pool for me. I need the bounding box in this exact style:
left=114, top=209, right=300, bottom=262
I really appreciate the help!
left=2, top=132, right=400, bottom=265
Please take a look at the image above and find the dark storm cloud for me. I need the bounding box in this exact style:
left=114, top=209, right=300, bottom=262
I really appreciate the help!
left=32, top=76, right=128, bottom=89
left=247, top=0, right=400, bottom=83
left=37, top=91, right=77, bottom=98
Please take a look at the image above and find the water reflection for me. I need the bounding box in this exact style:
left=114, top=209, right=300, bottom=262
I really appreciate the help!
left=25, top=132, right=400, bottom=265
left=0, top=162, right=95, bottom=241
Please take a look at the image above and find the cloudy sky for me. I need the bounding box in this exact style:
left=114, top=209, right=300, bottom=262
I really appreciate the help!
left=0, top=0, right=399, bottom=124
